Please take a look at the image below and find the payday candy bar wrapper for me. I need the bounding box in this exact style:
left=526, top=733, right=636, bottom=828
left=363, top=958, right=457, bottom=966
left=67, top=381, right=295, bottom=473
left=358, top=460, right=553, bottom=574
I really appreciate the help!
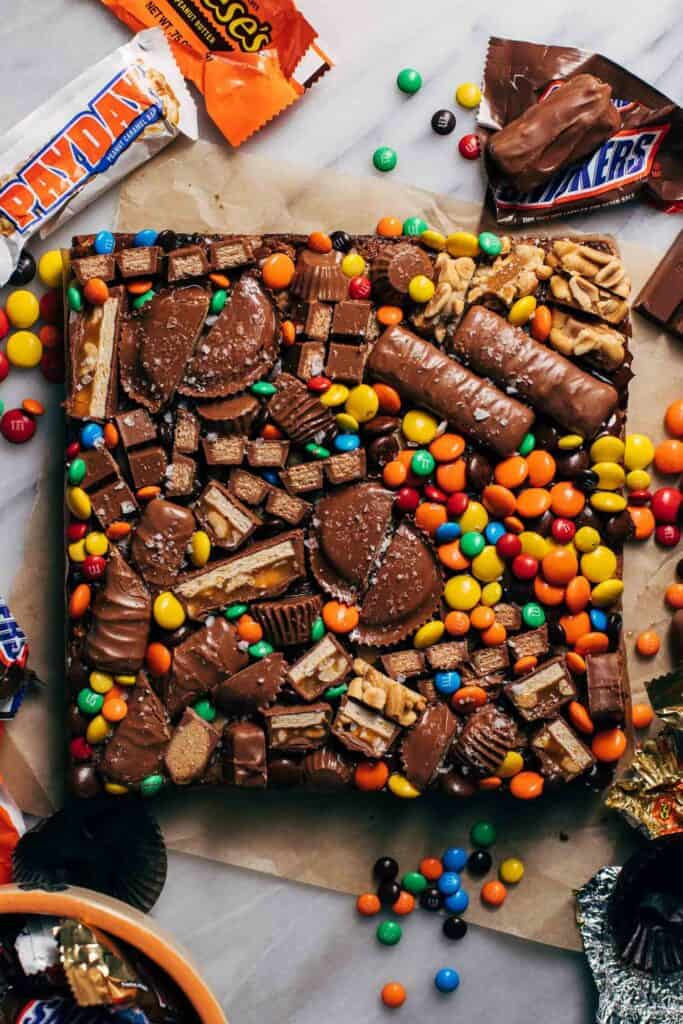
left=99, top=0, right=333, bottom=147
left=0, top=29, right=197, bottom=285
left=478, top=36, right=683, bottom=224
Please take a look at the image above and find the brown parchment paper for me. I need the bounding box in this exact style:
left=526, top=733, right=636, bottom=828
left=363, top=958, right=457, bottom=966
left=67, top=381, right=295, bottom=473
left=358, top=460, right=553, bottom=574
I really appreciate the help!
left=4, top=138, right=683, bottom=951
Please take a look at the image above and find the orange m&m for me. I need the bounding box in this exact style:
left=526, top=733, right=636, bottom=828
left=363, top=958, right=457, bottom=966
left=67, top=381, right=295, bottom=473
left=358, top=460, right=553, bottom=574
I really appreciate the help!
left=509, top=770, right=544, bottom=800
left=262, top=253, right=295, bottom=290
left=355, top=760, right=390, bottom=791
left=322, top=601, right=359, bottom=634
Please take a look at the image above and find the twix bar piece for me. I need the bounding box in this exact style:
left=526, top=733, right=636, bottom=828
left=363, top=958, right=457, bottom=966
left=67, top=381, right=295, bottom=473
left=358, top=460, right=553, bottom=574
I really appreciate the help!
left=100, top=0, right=333, bottom=147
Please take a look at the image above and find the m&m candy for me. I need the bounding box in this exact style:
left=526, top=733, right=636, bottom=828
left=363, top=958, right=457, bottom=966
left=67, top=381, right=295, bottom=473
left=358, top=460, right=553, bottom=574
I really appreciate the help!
left=458, top=133, right=481, bottom=159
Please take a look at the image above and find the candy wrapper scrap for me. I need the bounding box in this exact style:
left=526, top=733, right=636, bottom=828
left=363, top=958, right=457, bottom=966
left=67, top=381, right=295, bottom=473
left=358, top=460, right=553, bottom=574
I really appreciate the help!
left=99, top=0, right=332, bottom=147
left=0, top=595, right=31, bottom=722
left=0, top=29, right=197, bottom=285
left=478, top=36, right=683, bottom=225
left=58, top=920, right=140, bottom=1008
left=646, top=665, right=683, bottom=731
left=605, top=729, right=682, bottom=839
left=0, top=776, right=24, bottom=884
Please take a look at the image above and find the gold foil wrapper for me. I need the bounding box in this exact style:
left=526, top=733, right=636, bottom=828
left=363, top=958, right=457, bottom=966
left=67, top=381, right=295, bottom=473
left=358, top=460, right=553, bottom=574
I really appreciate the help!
left=58, top=919, right=140, bottom=1007
left=605, top=729, right=683, bottom=839
left=647, top=666, right=683, bottom=731
left=576, top=867, right=683, bottom=1023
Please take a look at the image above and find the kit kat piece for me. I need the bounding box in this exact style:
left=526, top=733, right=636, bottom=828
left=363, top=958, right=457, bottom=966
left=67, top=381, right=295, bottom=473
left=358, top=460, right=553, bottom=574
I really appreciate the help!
left=367, top=325, right=533, bottom=456
left=487, top=74, right=620, bottom=191
left=531, top=717, right=594, bottom=782
left=504, top=656, right=576, bottom=721
left=634, top=229, right=683, bottom=338
left=452, top=306, right=618, bottom=439
left=586, top=651, right=626, bottom=728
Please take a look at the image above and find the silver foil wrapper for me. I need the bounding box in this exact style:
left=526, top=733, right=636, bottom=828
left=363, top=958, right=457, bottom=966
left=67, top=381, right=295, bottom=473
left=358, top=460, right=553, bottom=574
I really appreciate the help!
left=576, top=867, right=683, bottom=1024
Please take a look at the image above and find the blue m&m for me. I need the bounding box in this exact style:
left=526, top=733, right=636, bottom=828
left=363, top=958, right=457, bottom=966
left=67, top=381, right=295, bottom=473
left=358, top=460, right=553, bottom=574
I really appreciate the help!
left=434, top=671, right=461, bottom=696
left=134, top=229, right=158, bottom=247
left=94, top=231, right=115, bottom=254
left=437, top=872, right=461, bottom=896
left=435, top=522, right=461, bottom=545
left=80, top=423, right=104, bottom=449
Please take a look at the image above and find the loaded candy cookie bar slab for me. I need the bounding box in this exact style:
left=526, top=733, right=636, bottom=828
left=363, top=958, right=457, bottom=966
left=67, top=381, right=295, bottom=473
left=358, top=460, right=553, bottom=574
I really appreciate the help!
left=64, top=225, right=632, bottom=801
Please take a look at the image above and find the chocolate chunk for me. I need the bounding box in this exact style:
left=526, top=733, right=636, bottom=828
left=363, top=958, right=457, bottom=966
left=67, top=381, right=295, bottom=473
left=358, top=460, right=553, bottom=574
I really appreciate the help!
left=586, top=651, right=626, bottom=728
left=492, top=603, right=522, bottom=631
left=325, top=449, right=367, bottom=485
left=304, top=302, right=332, bottom=341
left=471, top=646, right=510, bottom=676
left=265, top=487, right=311, bottom=525
left=101, top=674, right=171, bottom=784
left=508, top=625, right=549, bottom=662
left=290, top=248, right=348, bottom=301
left=426, top=641, right=469, bottom=672
left=215, top=653, right=285, bottom=714
left=210, top=237, right=257, bottom=270
left=331, top=300, right=373, bottom=339
left=115, top=407, right=157, bottom=449
left=634, top=229, right=683, bottom=339
left=262, top=702, right=332, bottom=752
left=116, top=246, right=162, bottom=278
left=173, top=409, right=200, bottom=453
left=310, top=481, right=394, bottom=601
left=119, top=287, right=209, bottom=412
left=67, top=287, right=122, bottom=420
left=71, top=253, right=116, bottom=285
left=401, top=702, right=458, bottom=789
left=165, top=453, right=197, bottom=497
left=267, top=373, right=335, bottom=443
left=452, top=307, right=618, bottom=440
left=175, top=530, right=306, bottom=618
left=131, top=499, right=195, bottom=588
left=302, top=748, right=353, bottom=789
left=201, top=436, right=247, bottom=466
left=505, top=655, right=577, bottom=721
left=368, top=325, right=534, bottom=457
left=195, top=480, right=262, bottom=550
left=166, top=245, right=209, bottom=281
left=252, top=593, right=323, bottom=646
left=369, top=243, right=433, bottom=303
left=531, top=717, right=594, bottom=782
left=287, top=634, right=352, bottom=700
left=331, top=696, right=400, bottom=757
left=347, top=659, right=426, bottom=727
left=487, top=74, right=620, bottom=191
left=452, top=704, right=522, bottom=775
left=165, top=708, right=221, bottom=785
left=230, top=468, right=272, bottom=506
left=381, top=650, right=426, bottom=680
left=246, top=439, right=290, bottom=468
left=180, top=276, right=277, bottom=398
left=294, top=341, right=326, bottom=379
left=197, top=395, right=260, bottom=434
left=85, top=551, right=151, bottom=673
left=281, top=462, right=324, bottom=494
left=223, top=721, right=267, bottom=787
left=326, top=342, right=368, bottom=384
left=80, top=447, right=119, bottom=491
left=166, top=617, right=248, bottom=717
left=127, top=445, right=167, bottom=489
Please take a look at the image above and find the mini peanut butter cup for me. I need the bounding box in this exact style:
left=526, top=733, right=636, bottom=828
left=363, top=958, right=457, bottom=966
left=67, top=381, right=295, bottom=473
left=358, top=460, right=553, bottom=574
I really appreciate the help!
left=252, top=593, right=323, bottom=647
left=369, top=243, right=434, bottom=304
left=290, top=248, right=348, bottom=302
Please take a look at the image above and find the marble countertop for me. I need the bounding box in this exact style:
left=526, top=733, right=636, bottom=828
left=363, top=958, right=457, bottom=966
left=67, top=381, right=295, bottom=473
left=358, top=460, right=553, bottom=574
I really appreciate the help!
left=1, top=0, right=681, bottom=1020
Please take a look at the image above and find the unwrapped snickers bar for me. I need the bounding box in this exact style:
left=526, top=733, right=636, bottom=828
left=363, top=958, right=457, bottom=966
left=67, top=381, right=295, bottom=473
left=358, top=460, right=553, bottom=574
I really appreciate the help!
left=478, top=36, right=683, bottom=224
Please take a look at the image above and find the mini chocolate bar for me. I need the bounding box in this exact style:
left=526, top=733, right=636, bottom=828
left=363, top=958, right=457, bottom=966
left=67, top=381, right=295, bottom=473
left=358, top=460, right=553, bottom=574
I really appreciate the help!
left=452, top=306, right=618, bottom=438
left=586, top=651, right=626, bottom=728
left=505, top=656, right=577, bottom=721
left=531, top=716, right=594, bottom=781
left=64, top=228, right=631, bottom=801
left=67, top=287, right=122, bottom=420
left=634, top=229, right=683, bottom=339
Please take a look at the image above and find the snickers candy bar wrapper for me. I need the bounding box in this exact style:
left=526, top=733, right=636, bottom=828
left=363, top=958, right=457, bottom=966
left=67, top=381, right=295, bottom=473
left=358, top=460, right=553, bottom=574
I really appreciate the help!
left=0, top=29, right=197, bottom=285
left=478, top=36, right=683, bottom=224
left=0, top=594, right=30, bottom=719
left=99, top=0, right=332, bottom=147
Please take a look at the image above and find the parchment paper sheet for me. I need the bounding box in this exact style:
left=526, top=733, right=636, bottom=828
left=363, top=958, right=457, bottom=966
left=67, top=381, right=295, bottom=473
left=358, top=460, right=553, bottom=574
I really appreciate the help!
left=4, top=139, right=683, bottom=950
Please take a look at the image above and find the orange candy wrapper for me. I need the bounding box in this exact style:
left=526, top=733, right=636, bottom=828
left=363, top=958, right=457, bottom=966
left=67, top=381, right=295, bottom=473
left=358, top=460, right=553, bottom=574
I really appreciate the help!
left=100, top=0, right=332, bottom=146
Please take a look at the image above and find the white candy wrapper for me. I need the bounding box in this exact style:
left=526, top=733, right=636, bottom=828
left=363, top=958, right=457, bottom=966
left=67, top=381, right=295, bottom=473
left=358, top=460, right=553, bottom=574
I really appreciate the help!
left=0, top=28, right=197, bottom=284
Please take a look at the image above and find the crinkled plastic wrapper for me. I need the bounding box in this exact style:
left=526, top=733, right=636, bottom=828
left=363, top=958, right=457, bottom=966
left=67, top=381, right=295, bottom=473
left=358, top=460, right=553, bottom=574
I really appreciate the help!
left=576, top=866, right=683, bottom=1024
left=0, top=29, right=197, bottom=284
left=647, top=666, right=683, bottom=732
left=100, top=0, right=332, bottom=147
left=58, top=919, right=140, bottom=1007
left=605, top=729, right=683, bottom=839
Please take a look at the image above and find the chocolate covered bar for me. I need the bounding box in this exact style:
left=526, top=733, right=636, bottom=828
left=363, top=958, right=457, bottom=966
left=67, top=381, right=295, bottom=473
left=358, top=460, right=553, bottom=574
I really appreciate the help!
left=64, top=227, right=632, bottom=802
left=634, top=229, right=683, bottom=339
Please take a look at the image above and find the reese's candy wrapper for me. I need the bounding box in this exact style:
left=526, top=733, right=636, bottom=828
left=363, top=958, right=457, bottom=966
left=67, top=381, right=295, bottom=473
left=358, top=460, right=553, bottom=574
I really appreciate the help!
left=58, top=920, right=140, bottom=1007
left=98, top=0, right=332, bottom=147
left=0, top=29, right=197, bottom=284
left=478, top=36, right=683, bottom=224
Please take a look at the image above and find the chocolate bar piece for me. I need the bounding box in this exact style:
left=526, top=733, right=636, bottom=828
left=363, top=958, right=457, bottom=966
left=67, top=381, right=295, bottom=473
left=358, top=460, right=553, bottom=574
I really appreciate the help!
left=367, top=324, right=534, bottom=456
left=173, top=409, right=200, bottom=454
left=487, top=74, right=621, bottom=191
left=90, top=478, right=138, bottom=526
left=84, top=551, right=150, bottom=673
left=400, top=702, right=458, bottom=789
left=508, top=625, right=549, bottom=662
left=331, top=300, right=373, bottom=339
left=127, top=445, right=167, bottom=489
left=67, top=287, right=122, bottom=419
left=230, top=468, right=272, bottom=506
left=262, top=702, right=333, bottom=752
left=167, top=245, right=209, bottom=281
left=452, top=306, right=618, bottom=439
left=215, top=653, right=285, bottom=714
left=116, top=246, right=161, bottom=278
left=165, top=617, right=248, bottom=718
left=71, top=253, right=117, bottom=285
left=131, top=498, right=195, bottom=588
left=165, top=708, right=221, bottom=785
left=325, top=449, right=366, bottom=485
left=101, top=675, right=170, bottom=785
left=634, top=229, right=683, bottom=338
left=201, top=436, right=246, bottom=466
left=472, top=646, right=509, bottom=676
left=586, top=651, right=626, bottom=728
left=304, top=302, right=332, bottom=341
left=426, top=641, right=469, bottom=672
left=265, top=488, right=311, bottom=525
left=531, top=717, right=594, bottom=781
left=294, top=341, right=326, bottom=379
left=381, top=650, right=426, bottom=680
left=195, top=480, right=262, bottom=550
left=331, top=697, right=400, bottom=758
left=80, top=447, right=118, bottom=491
left=210, top=237, right=257, bottom=270
left=246, top=439, right=290, bottom=468
left=505, top=656, right=577, bottom=721
left=325, top=343, right=367, bottom=384
left=223, top=722, right=267, bottom=787
left=116, top=407, right=157, bottom=448
left=287, top=635, right=352, bottom=701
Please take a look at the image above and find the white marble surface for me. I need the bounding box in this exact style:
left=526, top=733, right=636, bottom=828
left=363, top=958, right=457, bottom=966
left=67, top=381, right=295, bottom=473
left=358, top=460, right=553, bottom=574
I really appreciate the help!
left=1, top=1, right=681, bottom=1020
